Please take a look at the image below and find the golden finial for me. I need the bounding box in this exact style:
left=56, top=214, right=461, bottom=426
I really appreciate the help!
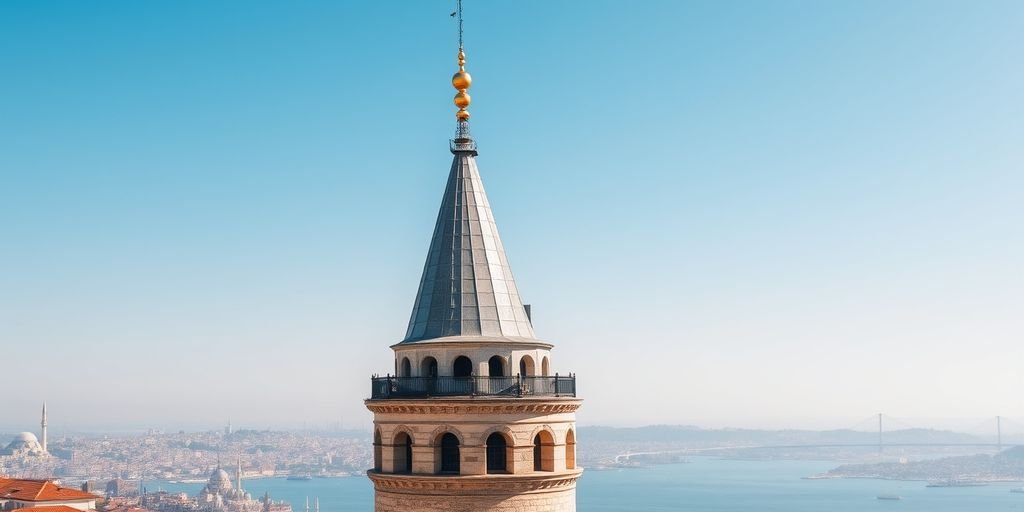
left=452, top=49, right=471, bottom=119
left=452, top=0, right=471, bottom=121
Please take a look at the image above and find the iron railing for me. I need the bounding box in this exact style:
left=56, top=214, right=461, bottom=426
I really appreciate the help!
left=369, top=374, right=576, bottom=399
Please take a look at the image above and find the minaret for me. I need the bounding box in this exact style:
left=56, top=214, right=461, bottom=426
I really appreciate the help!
left=40, top=401, right=48, bottom=455
left=365, top=2, right=582, bottom=511
left=236, top=456, right=243, bottom=491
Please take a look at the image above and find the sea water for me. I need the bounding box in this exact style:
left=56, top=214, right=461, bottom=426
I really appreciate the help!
left=148, top=457, right=1024, bottom=511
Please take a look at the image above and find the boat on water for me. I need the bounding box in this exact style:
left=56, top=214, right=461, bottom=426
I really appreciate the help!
left=926, top=479, right=988, bottom=488
left=877, top=494, right=902, bottom=501
left=286, top=474, right=313, bottom=481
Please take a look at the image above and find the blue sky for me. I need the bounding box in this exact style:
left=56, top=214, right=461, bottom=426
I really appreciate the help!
left=1, top=0, right=1022, bottom=431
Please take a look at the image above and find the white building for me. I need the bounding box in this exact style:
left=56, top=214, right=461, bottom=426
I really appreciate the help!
left=2, top=404, right=48, bottom=458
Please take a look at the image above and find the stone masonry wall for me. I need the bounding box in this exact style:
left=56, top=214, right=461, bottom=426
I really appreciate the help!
left=375, top=487, right=576, bottom=512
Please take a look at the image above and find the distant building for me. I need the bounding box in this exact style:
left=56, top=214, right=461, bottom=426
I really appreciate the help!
left=0, top=478, right=98, bottom=511
left=191, top=461, right=290, bottom=512
left=105, top=480, right=139, bottom=498
left=197, top=466, right=249, bottom=507
left=2, top=403, right=49, bottom=458
left=79, top=482, right=102, bottom=494
left=2, top=433, right=44, bottom=458
left=132, top=463, right=289, bottom=512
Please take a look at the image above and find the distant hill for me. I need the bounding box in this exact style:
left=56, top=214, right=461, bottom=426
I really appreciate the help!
left=825, top=446, right=1024, bottom=481
left=579, top=425, right=983, bottom=446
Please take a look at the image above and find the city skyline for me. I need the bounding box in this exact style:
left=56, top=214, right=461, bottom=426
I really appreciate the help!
left=2, top=0, right=1022, bottom=430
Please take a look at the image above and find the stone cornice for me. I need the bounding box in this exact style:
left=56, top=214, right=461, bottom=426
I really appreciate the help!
left=367, top=469, right=583, bottom=495
left=390, top=337, right=554, bottom=351
left=365, top=398, right=582, bottom=415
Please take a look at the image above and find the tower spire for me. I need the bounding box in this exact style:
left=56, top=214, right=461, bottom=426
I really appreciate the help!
left=365, top=4, right=583, bottom=510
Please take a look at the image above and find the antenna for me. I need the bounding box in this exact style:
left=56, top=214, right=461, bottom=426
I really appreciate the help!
left=456, top=0, right=464, bottom=49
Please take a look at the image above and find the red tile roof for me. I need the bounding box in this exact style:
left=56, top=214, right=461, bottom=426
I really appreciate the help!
left=19, top=507, right=85, bottom=512
left=0, top=478, right=98, bottom=502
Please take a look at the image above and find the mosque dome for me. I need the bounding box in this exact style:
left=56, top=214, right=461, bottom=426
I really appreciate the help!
left=3, top=432, right=43, bottom=456
left=14, top=432, right=38, bottom=443
left=207, top=468, right=233, bottom=492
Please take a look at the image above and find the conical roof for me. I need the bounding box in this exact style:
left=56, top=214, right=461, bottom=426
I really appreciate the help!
left=402, top=150, right=536, bottom=343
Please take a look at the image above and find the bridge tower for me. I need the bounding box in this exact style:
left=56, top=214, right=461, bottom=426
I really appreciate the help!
left=997, top=416, right=1002, bottom=451
left=877, top=413, right=883, bottom=453
left=364, top=3, right=582, bottom=511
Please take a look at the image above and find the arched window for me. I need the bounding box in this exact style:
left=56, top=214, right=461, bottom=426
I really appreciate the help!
left=439, top=433, right=461, bottom=474
left=488, top=355, right=505, bottom=377
left=400, top=357, right=411, bottom=377
left=393, top=432, right=412, bottom=474
left=541, top=356, right=550, bottom=376
left=565, top=429, right=577, bottom=469
left=421, top=356, right=438, bottom=378
left=533, top=431, right=554, bottom=472
left=519, top=355, right=536, bottom=377
left=453, top=356, right=473, bottom=378
left=372, top=429, right=382, bottom=472
left=486, top=433, right=509, bottom=474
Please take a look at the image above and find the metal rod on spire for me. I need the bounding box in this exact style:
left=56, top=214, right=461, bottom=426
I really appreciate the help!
left=457, top=0, right=464, bottom=49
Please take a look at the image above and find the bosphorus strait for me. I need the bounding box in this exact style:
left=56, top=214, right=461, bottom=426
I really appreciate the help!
left=148, top=458, right=1023, bottom=511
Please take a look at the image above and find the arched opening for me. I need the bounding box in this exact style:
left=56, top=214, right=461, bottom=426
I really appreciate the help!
left=565, top=429, right=577, bottom=469
left=438, top=433, right=461, bottom=474
left=519, top=355, right=536, bottom=376
left=453, top=356, right=473, bottom=378
left=533, top=430, right=554, bottom=472
left=372, top=429, right=382, bottom=472
left=400, top=357, right=411, bottom=377
left=421, top=356, right=438, bottom=378
left=486, top=433, right=509, bottom=474
left=541, top=356, right=550, bottom=376
left=488, top=355, right=506, bottom=377
left=392, top=432, right=412, bottom=474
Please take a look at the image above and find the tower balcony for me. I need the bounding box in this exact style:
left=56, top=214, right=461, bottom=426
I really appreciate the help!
left=369, top=375, right=577, bottom=399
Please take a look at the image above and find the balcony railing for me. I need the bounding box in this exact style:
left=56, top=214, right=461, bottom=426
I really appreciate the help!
left=369, top=375, right=577, bottom=399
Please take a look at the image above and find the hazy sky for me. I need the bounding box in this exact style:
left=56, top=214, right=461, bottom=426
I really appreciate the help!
left=1, top=0, right=1021, bottom=432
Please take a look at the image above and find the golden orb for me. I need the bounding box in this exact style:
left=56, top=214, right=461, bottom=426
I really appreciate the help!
left=456, top=109, right=470, bottom=120
left=454, top=91, right=471, bottom=108
left=452, top=71, right=472, bottom=90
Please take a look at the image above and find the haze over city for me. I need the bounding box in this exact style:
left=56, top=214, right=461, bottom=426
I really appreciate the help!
left=2, top=0, right=1022, bottom=433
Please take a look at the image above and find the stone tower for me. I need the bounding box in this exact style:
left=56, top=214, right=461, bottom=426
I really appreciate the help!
left=364, top=4, right=582, bottom=511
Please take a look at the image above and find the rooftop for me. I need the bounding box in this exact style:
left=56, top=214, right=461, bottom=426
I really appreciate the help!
left=0, top=478, right=98, bottom=502
left=401, top=148, right=536, bottom=343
